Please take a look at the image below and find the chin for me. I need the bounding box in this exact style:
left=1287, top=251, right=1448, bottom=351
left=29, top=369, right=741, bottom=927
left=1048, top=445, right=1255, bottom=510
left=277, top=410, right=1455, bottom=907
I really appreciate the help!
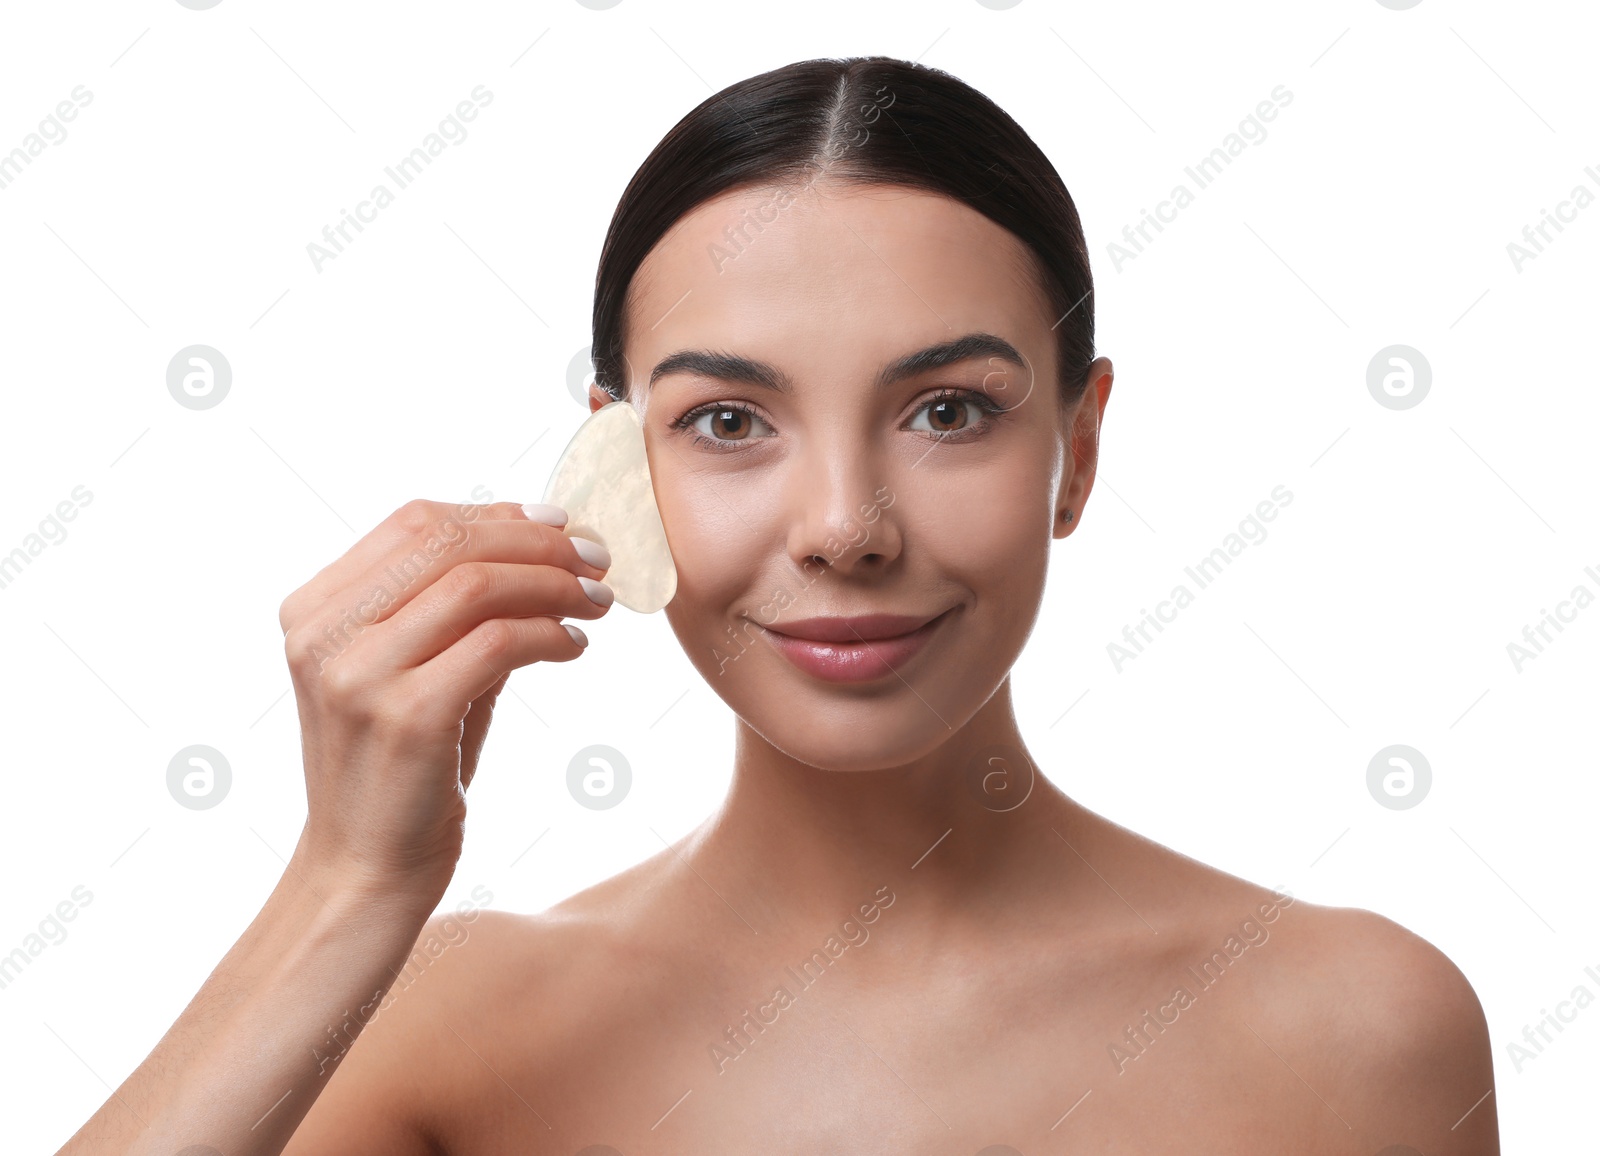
left=739, top=684, right=979, bottom=773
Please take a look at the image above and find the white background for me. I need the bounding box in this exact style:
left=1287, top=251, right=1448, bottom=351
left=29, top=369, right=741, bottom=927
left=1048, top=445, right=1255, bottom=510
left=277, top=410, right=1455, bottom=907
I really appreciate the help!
left=1, top=0, right=1595, bottom=1151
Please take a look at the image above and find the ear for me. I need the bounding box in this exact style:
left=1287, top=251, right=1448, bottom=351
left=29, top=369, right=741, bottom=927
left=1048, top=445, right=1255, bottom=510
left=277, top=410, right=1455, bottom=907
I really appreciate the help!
left=588, top=382, right=611, bottom=414
left=1053, top=357, right=1114, bottom=540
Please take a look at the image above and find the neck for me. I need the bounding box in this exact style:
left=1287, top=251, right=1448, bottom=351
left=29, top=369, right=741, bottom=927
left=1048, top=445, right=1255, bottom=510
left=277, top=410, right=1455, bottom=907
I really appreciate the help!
left=690, top=677, right=1081, bottom=937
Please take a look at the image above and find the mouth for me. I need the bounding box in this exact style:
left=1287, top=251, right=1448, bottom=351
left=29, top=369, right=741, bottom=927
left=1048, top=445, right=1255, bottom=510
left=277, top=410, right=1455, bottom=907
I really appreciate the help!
left=757, top=608, right=955, bottom=683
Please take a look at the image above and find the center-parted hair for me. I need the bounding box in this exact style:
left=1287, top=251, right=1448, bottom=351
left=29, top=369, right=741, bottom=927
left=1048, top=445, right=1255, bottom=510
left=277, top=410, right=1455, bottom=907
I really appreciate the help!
left=591, top=55, right=1096, bottom=409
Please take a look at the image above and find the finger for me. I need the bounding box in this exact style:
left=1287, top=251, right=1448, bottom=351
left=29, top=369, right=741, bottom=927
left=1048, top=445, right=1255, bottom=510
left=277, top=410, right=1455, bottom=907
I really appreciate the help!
left=366, top=561, right=613, bottom=674
left=286, top=513, right=609, bottom=664
left=280, top=500, right=571, bottom=632
left=408, top=614, right=588, bottom=721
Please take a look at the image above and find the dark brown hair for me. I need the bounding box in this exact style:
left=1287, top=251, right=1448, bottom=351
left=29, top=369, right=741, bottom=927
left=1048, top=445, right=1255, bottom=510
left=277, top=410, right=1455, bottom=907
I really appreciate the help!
left=591, top=54, right=1095, bottom=408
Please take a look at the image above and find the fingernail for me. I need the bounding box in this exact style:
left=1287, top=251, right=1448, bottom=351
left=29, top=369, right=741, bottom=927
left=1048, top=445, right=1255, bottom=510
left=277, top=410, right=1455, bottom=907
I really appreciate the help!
left=521, top=502, right=568, bottom=526
left=564, top=622, right=589, bottom=647
left=577, top=576, right=614, bottom=608
left=569, top=536, right=612, bottom=570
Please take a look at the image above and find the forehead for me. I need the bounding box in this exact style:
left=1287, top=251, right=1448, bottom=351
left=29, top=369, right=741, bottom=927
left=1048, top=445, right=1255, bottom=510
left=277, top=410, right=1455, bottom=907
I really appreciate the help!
left=623, top=181, right=1053, bottom=391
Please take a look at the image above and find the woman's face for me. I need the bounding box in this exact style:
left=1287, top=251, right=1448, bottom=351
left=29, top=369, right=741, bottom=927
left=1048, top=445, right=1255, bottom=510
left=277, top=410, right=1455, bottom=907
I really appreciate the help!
left=609, top=179, right=1109, bottom=771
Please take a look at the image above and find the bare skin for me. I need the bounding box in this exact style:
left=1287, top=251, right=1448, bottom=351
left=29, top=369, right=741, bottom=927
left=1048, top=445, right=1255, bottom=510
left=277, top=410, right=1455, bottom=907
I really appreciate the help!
left=58, top=178, right=1497, bottom=1155
left=291, top=180, right=1499, bottom=1152
left=294, top=807, right=1495, bottom=1154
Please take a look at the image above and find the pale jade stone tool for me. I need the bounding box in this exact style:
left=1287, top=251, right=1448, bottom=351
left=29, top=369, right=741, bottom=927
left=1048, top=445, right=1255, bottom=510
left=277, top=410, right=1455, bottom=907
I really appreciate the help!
left=541, top=400, right=677, bottom=613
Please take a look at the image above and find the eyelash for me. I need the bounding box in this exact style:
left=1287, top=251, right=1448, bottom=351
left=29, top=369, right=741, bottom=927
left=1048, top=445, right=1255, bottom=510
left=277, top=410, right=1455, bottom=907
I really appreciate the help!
left=670, top=388, right=1010, bottom=453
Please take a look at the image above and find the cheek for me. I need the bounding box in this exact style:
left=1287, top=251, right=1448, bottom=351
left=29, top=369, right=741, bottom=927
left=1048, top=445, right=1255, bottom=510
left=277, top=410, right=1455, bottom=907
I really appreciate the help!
left=908, top=462, right=1049, bottom=585
left=652, top=457, right=771, bottom=601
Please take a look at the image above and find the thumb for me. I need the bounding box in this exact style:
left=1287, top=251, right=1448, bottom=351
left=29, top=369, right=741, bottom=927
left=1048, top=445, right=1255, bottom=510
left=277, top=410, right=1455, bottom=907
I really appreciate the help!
left=459, top=670, right=512, bottom=791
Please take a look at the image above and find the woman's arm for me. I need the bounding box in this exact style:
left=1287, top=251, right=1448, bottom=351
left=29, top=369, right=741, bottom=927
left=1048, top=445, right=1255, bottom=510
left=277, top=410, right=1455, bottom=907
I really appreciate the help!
left=54, top=843, right=440, bottom=1156
left=53, top=498, right=614, bottom=1155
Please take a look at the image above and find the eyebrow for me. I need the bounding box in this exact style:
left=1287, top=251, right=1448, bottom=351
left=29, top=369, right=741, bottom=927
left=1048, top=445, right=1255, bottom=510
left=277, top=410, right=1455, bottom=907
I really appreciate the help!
left=646, top=332, right=1028, bottom=395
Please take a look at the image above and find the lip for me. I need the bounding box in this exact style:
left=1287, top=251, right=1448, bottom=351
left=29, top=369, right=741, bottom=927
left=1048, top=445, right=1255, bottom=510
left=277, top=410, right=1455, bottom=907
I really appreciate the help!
left=759, top=609, right=954, bottom=683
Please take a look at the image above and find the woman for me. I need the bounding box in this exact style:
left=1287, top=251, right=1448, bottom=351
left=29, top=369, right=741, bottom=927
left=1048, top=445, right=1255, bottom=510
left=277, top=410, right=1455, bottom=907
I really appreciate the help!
left=60, top=55, right=1497, bottom=1155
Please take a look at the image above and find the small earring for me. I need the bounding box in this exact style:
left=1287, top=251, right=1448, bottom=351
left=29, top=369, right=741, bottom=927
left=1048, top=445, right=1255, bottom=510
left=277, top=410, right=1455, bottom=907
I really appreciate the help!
left=1062, top=509, right=1074, bottom=523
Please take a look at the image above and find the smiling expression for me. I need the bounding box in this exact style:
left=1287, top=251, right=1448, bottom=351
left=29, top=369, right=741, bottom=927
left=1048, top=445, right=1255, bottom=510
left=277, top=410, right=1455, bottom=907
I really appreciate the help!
left=605, top=178, right=1104, bottom=770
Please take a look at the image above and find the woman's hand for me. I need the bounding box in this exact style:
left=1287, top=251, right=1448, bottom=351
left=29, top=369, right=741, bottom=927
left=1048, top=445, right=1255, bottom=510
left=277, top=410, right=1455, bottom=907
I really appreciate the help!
left=278, top=498, right=613, bottom=904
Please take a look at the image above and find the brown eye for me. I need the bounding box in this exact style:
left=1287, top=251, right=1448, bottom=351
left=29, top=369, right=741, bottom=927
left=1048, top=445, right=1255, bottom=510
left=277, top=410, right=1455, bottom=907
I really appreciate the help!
left=677, top=403, right=776, bottom=447
left=907, top=390, right=1005, bottom=440
left=926, top=399, right=968, bottom=433
left=710, top=408, right=751, bottom=440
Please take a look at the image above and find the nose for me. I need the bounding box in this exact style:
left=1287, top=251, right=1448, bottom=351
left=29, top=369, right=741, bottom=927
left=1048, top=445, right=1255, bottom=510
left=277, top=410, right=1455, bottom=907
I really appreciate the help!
left=784, top=450, right=901, bottom=578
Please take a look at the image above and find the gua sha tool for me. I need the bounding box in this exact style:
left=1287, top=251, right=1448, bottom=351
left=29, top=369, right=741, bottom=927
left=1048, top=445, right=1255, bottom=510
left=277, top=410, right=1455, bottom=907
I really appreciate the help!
left=541, top=400, right=677, bottom=613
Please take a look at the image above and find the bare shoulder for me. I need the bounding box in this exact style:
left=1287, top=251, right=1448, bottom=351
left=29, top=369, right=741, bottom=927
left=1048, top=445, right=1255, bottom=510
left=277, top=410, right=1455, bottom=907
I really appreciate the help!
left=286, top=887, right=653, bottom=1153
left=1258, top=899, right=1488, bottom=1039
left=390, top=887, right=656, bottom=1053
left=1071, top=809, right=1498, bottom=1151
left=1243, top=899, right=1500, bottom=1152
